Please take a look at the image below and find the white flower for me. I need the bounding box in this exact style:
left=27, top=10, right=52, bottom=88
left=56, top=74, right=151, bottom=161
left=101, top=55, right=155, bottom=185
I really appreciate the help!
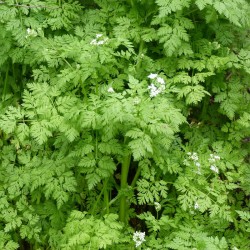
left=107, top=87, right=115, bottom=93
left=195, top=162, right=200, bottom=167
left=195, top=162, right=201, bottom=174
left=209, top=153, right=220, bottom=162
left=214, top=155, right=220, bottom=160
left=210, top=165, right=219, bottom=173
left=148, top=83, right=161, bottom=97
left=26, top=28, right=38, bottom=38
left=194, top=202, right=199, bottom=210
left=97, top=40, right=105, bottom=45
left=156, top=77, right=165, bottom=85
left=27, top=28, right=32, bottom=35
left=133, top=231, right=146, bottom=248
left=90, top=35, right=108, bottom=46
left=188, top=152, right=199, bottom=161
left=192, top=156, right=198, bottom=161
left=208, top=158, right=216, bottom=163
left=148, top=83, right=157, bottom=91
left=148, top=73, right=158, bottom=79
left=90, top=39, right=98, bottom=45
left=154, top=202, right=161, bottom=211
left=147, top=74, right=166, bottom=97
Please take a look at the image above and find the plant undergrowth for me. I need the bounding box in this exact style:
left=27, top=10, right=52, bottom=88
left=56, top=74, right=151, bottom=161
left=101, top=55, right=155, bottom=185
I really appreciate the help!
left=0, top=0, right=250, bottom=249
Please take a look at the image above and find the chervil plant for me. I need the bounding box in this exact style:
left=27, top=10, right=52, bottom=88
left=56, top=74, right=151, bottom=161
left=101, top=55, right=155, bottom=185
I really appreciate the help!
left=0, top=0, right=249, bottom=249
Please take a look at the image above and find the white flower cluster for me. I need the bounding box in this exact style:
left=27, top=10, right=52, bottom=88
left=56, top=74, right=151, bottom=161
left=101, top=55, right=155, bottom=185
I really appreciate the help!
left=209, top=153, right=220, bottom=162
left=90, top=34, right=108, bottom=46
left=187, top=152, right=201, bottom=174
left=133, top=231, right=146, bottom=248
left=194, top=201, right=199, bottom=210
left=210, top=165, right=219, bottom=173
left=107, top=87, right=115, bottom=93
left=147, top=73, right=166, bottom=97
left=154, top=202, right=161, bottom=212
left=209, top=154, right=220, bottom=174
left=26, top=28, right=38, bottom=38
left=187, top=152, right=198, bottom=161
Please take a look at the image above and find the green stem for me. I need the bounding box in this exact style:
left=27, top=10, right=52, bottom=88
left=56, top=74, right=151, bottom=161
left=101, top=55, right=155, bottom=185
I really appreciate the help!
left=91, top=178, right=108, bottom=215
left=3, top=62, right=9, bottom=101
left=200, top=95, right=209, bottom=119
left=95, top=131, right=98, bottom=160
left=135, top=40, right=145, bottom=72
left=119, top=154, right=131, bottom=223
left=131, top=164, right=142, bottom=188
left=104, top=186, right=109, bottom=214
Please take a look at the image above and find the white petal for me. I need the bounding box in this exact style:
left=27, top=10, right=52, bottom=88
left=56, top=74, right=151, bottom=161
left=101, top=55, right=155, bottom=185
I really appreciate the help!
left=195, top=162, right=201, bottom=167
left=97, top=40, right=105, bottom=45
left=157, top=77, right=165, bottom=84
left=148, top=73, right=158, bottom=79
left=107, top=87, right=115, bottom=93
left=90, top=39, right=97, bottom=45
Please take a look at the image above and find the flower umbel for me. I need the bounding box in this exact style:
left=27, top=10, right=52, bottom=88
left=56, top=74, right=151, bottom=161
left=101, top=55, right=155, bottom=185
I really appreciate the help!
left=209, top=153, right=220, bottom=173
left=195, top=162, right=201, bottom=174
left=148, top=73, right=158, bottom=79
left=90, top=34, right=108, bottom=46
left=209, top=153, right=220, bottom=162
left=194, top=202, right=199, bottom=210
left=186, top=152, right=201, bottom=174
left=210, top=165, right=219, bottom=173
left=96, top=33, right=103, bottom=38
left=187, top=152, right=199, bottom=161
left=148, top=83, right=161, bottom=97
left=107, top=87, right=115, bottom=93
left=133, top=231, right=146, bottom=248
left=156, top=76, right=165, bottom=85
left=26, top=28, right=38, bottom=38
left=147, top=73, right=166, bottom=97
left=154, top=202, right=161, bottom=212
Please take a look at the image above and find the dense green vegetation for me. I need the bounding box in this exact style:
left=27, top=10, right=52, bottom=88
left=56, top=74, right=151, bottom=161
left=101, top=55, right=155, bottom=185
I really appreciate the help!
left=0, top=0, right=250, bottom=249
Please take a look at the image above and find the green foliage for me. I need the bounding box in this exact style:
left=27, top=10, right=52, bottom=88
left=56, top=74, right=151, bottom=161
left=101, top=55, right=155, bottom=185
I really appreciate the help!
left=0, top=0, right=249, bottom=249
left=60, top=211, right=124, bottom=249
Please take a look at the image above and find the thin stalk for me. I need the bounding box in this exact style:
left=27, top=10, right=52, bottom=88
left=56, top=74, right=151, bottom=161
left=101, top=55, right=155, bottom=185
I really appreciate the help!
left=91, top=178, right=108, bottom=215
left=2, top=62, right=9, bottom=100
left=119, top=154, right=131, bottom=223
left=95, top=131, right=98, bottom=160
left=131, top=164, right=142, bottom=188
left=108, top=195, right=119, bottom=207
left=82, top=81, right=88, bottom=101
left=200, top=95, right=209, bottom=119
left=103, top=186, right=109, bottom=214
left=12, top=63, right=16, bottom=84
left=135, top=40, right=145, bottom=72
left=111, top=176, right=120, bottom=191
